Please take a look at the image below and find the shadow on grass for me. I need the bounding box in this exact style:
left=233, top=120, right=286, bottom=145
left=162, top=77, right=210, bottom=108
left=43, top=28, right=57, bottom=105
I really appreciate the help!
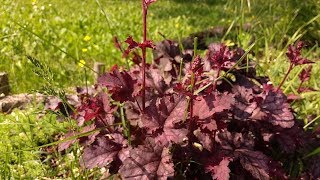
left=151, top=0, right=229, bottom=29
left=172, top=0, right=226, bottom=5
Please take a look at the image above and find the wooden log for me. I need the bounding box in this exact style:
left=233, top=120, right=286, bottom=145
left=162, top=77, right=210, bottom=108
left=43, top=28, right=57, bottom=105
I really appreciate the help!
left=0, top=72, right=10, bottom=96
left=94, top=62, right=106, bottom=81
left=0, top=93, right=45, bottom=113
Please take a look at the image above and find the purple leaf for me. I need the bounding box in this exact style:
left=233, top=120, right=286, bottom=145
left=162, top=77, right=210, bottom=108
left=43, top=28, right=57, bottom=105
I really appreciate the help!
left=231, top=75, right=295, bottom=128
left=81, top=134, right=126, bottom=169
left=58, top=131, right=77, bottom=152
left=206, top=157, right=231, bottom=180
left=235, top=149, right=270, bottom=180
left=58, top=124, right=98, bottom=152
left=193, top=128, right=214, bottom=151
left=196, top=117, right=218, bottom=133
left=142, top=94, right=188, bottom=144
left=234, top=148, right=287, bottom=179
left=273, top=122, right=311, bottom=153
left=309, top=156, right=320, bottom=178
left=257, top=91, right=295, bottom=128
left=215, top=131, right=255, bottom=151
left=119, top=138, right=174, bottom=179
left=153, top=39, right=187, bottom=84
left=193, top=92, right=234, bottom=120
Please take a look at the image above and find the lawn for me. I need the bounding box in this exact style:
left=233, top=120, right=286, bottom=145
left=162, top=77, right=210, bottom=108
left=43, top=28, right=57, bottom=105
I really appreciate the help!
left=0, top=0, right=320, bottom=178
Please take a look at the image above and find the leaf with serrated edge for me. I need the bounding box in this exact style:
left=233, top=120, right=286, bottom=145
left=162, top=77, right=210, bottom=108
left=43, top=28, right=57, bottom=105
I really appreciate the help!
left=119, top=139, right=174, bottom=179
left=81, top=134, right=125, bottom=169
left=193, top=92, right=234, bottom=120
left=206, top=157, right=231, bottom=180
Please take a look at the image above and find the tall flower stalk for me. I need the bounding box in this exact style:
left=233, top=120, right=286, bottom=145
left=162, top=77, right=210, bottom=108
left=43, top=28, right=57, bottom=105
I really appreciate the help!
left=122, top=0, right=156, bottom=112
left=276, top=41, right=313, bottom=92
left=141, top=0, right=148, bottom=111
left=140, top=0, right=156, bottom=111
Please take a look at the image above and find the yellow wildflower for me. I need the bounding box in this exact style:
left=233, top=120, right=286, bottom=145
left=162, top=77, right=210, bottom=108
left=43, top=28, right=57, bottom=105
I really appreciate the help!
left=82, top=48, right=88, bottom=53
left=224, top=39, right=235, bottom=47
left=78, top=59, right=86, bottom=68
left=83, top=35, right=91, bottom=42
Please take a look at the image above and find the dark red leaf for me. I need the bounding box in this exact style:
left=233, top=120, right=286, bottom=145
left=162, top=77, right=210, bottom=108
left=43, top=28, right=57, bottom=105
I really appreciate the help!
left=97, top=68, right=135, bottom=102
left=153, top=39, right=186, bottom=84
left=132, top=51, right=142, bottom=64
left=236, top=148, right=288, bottom=179
left=139, top=40, right=155, bottom=49
left=286, top=41, right=314, bottom=66
left=77, top=98, right=102, bottom=122
left=299, top=65, right=312, bottom=82
left=273, top=122, right=311, bottom=153
left=130, top=65, right=169, bottom=96
left=262, top=83, right=275, bottom=93
left=123, top=36, right=139, bottom=57
left=190, top=55, right=203, bottom=75
left=147, top=66, right=168, bottom=94
left=173, top=83, right=194, bottom=98
left=145, top=0, right=157, bottom=7
left=206, top=43, right=237, bottom=70
left=113, top=36, right=122, bottom=51
left=125, top=36, right=139, bottom=50
left=123, top=36, right=155, bottom=57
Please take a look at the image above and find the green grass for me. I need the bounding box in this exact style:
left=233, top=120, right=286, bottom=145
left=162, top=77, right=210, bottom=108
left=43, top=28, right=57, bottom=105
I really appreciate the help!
left=0, top=107, right=66, bottom=178
left=1, top=0, right=318, bottom=93
left=0, top=0, right=320, bottom=178
left=0, top=107, right=104, bottom=179
left=0, top=0, right=227, bottom=93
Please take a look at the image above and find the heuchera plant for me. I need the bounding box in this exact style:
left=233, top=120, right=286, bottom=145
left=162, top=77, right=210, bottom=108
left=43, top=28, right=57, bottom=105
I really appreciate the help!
left=52, top=0, right=320, bottom=179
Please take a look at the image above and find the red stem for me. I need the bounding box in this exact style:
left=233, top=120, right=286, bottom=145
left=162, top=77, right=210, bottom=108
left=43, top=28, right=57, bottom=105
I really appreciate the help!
left=141, top=0, right=147, bottom=112
left=276, top=64, right=294, bottom=92
left=188, top=72, right=196, bottom=146
left=189, top=73, right=196, bottom=127
left=297, top=80, right=304, bottom=92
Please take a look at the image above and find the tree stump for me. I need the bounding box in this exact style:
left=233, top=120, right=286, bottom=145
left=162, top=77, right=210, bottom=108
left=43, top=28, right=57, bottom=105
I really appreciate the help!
left=0, top=72, right=10, bottom=96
